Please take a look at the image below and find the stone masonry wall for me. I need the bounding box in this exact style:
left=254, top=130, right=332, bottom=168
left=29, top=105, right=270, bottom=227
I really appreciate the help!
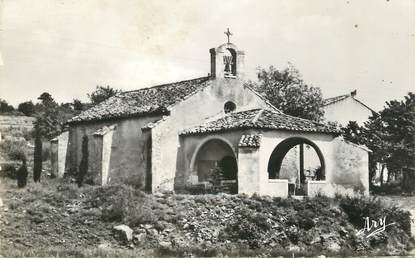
left=67, top=115, right=161, bottom=189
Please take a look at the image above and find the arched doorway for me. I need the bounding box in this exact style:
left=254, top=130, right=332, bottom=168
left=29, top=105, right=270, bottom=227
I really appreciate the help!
left=193, top=138, right=238, bottom=194
left=268, top=137, right=325, bottom=195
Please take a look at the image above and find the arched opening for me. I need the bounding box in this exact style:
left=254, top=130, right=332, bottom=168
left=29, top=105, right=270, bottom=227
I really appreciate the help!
left=194, top=139, right=238, bottom=194
left=223, top=48, right=237, bottom=77
left=268, top=137, right=325, bottom=195
left=218, top=156, right=238, bottom=180
left=224, top=101, right=236, bottom=113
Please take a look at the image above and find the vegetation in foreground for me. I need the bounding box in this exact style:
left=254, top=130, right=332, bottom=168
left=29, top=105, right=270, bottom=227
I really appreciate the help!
left=0, top=177, right=412, bottom=258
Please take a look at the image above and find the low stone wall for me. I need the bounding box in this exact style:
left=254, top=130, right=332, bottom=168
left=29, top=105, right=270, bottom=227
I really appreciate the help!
left=307, top=180, right=327, bottom=197
left=260, top=179, right=289, bottom=197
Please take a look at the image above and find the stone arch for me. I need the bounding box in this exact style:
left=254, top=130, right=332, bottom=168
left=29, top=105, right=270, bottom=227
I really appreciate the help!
left=190, top=137, right=238, bottom=193
left=267, top=137, right=326, bottom=182
left=223, top=48, right=237, bottom=76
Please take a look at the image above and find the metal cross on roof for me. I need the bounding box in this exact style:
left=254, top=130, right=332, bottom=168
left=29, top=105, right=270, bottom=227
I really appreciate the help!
left=224, top=28, right=232, bottom=43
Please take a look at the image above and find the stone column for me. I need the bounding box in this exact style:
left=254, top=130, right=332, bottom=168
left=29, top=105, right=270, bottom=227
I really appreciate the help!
left=238, top=147, right=261, bottom=195
left=57, top=131, right=69, bottom=178
left=50, top=138, right=58, bottom=177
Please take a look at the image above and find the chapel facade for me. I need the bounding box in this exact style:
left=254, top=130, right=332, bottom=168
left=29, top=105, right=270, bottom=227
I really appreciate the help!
left=52, top=37, right=370, bottom=197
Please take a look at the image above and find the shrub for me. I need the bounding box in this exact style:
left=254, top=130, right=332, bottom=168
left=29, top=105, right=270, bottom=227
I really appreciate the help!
left=338, top=195, right=411, bottom=237
left=22, top=128, right=34, bottom=141
left=223, top=207, right=272, bottom=248
left=77, top=135, right=88, bottom=187
left=33, top=130, right=42, bottom=182
left=0, top=138, right=27, bottom=161
left=96, top=185, right=159, bottom=226
left=17, top=158, right=28, bottom=188
left=371, top=183, right=403, bottom=195
left=0, top=163, right=18, bottom=179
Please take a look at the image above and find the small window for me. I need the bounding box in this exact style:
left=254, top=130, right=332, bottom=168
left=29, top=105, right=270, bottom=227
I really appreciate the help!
left=224, top=101, right=236, bottom=113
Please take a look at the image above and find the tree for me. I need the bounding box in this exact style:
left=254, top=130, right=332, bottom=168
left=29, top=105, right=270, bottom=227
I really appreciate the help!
left=33, top=93, right=76, bottom=140
left=342, top=121, right=365, bottom=145
left=72, top=99, right=84, bottom=111
left=378, top=93, right=415, bottom=190
left=246, top=64, right=325, bottom=121
left=17, top=157, right=28, bottom=188
left=38, top=92, right=54, bottom=104
left=0, top=98, right=15, bottom=113
left=88, top=85, right=121, bottom=105
left=33, top=128, right=42, bottom=182
left=77, top=135, right=89, bottom=187
left=17, top=101, right=35, bottom=116
left=342, top=92, right=415, bottom=190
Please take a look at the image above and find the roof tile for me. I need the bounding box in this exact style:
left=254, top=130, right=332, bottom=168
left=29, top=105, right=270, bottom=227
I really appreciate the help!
left=323, top=94, right=350, bottom=106
left=68, top=77, right=210, bottom=124
left=239, top=134, right=262, bottom=148
left=181, top=108, right=340, bottom=135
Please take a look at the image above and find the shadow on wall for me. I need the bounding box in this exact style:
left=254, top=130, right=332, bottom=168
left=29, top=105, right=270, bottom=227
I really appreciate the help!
left=332, top=139, right=368, bottom=193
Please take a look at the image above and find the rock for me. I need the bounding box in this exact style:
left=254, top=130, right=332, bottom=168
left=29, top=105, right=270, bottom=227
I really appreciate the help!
left=113, top=225, right=133, bottom=242
left=133, top=233, right=146, bottom=243
left=288, top=244, right=300, bottom=252
left=320, top=233, right=334, bottom=241
left=0, top=198, right=3, bottom=207
left=97, top=243, right=110, bottom=249
left=159, top=241, right=171, bottom=248
left=327, top=242, right=341, bottom=252
left=143, top=224, right=153, bottom=229
left=149, top=229, right=158, bottom=236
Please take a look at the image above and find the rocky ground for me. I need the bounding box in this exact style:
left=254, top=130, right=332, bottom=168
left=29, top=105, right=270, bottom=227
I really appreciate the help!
left=0, top=177, right=413, bottom=257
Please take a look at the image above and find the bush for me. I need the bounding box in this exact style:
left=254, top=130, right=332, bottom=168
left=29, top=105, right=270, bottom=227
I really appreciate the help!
left=77, top=135, right=88, bottom=187
left=17, top=159, right=28, bottom=188
left=33, top=131, right=42, bottom=182
left=94, top=185, right=159, bottom=226
left=0, top=138, right=27, bottom=161
left=0, top=163, right=18, bottom=179
left=371, top=183, right=403, bottom=195
left=338, top=195, right=411, bottom=239
left=223, top=207, right=272, bottom=248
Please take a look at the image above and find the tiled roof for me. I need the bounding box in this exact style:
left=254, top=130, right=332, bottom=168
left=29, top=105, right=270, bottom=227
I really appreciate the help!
left=239, top=134, right=262, bottom=148
left=323, top=92, right=377, bottom=114
left=67, top=77, right=210, bottom=124
left=323, top=94, right=350, bottom=106
left=181, top=108, right=340, bottom=135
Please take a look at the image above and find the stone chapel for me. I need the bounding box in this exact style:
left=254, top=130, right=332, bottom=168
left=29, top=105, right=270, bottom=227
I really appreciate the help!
left=51, top=36, right=370, bottom=197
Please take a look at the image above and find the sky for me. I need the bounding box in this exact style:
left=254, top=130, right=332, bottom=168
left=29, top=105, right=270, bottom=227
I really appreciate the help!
left=0, top=0, right=414, bottom=111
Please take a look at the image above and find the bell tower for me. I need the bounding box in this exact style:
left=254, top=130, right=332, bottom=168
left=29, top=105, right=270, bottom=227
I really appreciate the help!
left=210, top=29, right=245, bottom=79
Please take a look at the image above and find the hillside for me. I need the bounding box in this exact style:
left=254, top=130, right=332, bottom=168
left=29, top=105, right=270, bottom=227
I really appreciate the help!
left=0, top=177, right=412, bottom=257
left=0, top=115, right=35, bottom=131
